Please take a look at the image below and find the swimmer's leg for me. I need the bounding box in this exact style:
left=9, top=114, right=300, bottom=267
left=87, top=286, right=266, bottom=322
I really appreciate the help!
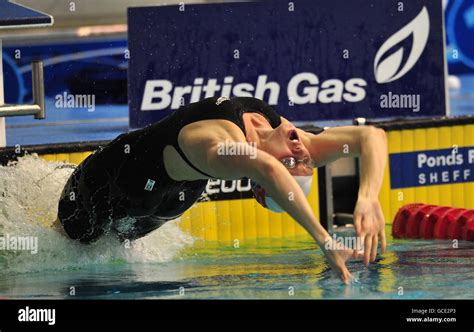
left=113, top=215, right=170, bottom=242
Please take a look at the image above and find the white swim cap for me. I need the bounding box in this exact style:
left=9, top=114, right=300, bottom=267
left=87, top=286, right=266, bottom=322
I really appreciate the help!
left=251, top=175, right=313, bottom=213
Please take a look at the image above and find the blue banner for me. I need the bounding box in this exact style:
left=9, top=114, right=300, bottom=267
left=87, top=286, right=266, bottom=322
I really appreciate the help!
left=128, top=0, right=447, bottom=129
left=390, top=147, right=474, bottom=189
left=3, top=39, right=127, bottom=105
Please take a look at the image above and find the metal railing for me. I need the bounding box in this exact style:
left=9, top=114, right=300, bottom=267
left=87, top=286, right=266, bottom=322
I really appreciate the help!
left=0, top=61, right=45, bottom=119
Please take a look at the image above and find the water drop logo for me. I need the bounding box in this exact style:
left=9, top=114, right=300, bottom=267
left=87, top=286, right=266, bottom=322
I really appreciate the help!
left=374, top=7, right=430, bottom=84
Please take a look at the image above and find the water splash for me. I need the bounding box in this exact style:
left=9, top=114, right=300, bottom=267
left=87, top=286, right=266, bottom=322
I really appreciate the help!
left=0, top=154, right=194, bottom=274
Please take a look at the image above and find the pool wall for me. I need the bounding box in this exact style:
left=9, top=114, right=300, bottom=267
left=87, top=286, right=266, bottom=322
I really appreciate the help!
left=375, top=115, right=474, bottom=224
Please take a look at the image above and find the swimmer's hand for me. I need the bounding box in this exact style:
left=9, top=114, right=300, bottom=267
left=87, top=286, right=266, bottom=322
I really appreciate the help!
left=353, top=197, right=387, bottom=265
left=320, top=241, right=363, bottom=285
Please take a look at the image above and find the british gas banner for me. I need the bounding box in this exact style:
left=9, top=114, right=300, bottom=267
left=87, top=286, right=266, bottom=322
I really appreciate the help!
left=127, top=0, right=447, bottom=129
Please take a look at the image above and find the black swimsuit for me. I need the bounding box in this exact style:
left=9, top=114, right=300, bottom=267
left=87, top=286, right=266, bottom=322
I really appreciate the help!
left=58, top=97, right=282, bottom=243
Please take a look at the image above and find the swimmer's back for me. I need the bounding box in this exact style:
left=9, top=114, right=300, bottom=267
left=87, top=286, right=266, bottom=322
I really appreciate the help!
left=58, top=96, right=281, bottom=242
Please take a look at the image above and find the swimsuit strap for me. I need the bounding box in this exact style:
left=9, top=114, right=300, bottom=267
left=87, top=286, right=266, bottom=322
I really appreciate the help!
left=174, top=145, right=215, bottom=178
left=169, top=97, right=282, bottom=179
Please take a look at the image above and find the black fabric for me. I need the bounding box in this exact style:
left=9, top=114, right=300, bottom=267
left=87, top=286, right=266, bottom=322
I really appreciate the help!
left=164, top=96, right=281, bottom=176
left=58, top=97, right=282, bottom=243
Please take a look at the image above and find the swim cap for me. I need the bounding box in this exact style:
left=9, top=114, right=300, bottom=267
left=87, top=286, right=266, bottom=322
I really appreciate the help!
left=251, top=176, right=313, bottom=213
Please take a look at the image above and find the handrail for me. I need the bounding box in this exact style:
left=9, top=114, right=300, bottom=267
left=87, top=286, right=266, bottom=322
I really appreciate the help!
left=0, top=60, right=45, bottom=119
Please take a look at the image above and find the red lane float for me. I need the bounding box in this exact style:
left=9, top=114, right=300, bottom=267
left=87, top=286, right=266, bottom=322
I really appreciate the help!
left=463, top=219, right=474, bottom=242
left=392, top=203, right=424, bottom=239
left=447, top=210, right=474, bottom=240
left=392, top=204, right=474, bottom=241
left=406, top=204, right=436, bottom=238
left=433, top=208, right=466, bottom=240
left=420, top=206, right=449, bottom=240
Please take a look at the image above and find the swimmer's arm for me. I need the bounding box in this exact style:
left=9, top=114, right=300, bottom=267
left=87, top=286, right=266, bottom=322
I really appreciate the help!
left=203, top=143, right=327, bottom=243
left=300, top=126, right=388, bottom=262
left=298, top=126, right=380, bottom=164
left=203, top=144, right=352, bottom=283
left=300, top=125, right=387, bottom=199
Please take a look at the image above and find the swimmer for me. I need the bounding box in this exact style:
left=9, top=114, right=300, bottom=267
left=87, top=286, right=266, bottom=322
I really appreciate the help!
left=53, top=96, right=387, bottom=284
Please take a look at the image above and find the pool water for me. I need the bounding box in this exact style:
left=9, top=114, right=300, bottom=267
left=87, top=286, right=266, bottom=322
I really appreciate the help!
left=1, top=233, right=474, bottom=299
left=1, top=156, right=474, bottom=299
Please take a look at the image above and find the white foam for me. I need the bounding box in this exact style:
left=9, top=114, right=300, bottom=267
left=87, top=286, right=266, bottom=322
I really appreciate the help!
left=0, top=154, right=194, bottom=274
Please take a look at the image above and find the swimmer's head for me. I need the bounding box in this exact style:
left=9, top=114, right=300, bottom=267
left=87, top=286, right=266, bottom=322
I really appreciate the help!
left=245, top=115, right=314, bottom=211
left=250, top=144, right=314, bottom=212
left=245, top=118, right=313, bottom=177
left=251, top=175, right=313, bottom=213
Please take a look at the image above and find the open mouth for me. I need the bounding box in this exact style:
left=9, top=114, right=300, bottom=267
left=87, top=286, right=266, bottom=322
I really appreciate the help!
left=289, top=129, right=299, bottom=142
